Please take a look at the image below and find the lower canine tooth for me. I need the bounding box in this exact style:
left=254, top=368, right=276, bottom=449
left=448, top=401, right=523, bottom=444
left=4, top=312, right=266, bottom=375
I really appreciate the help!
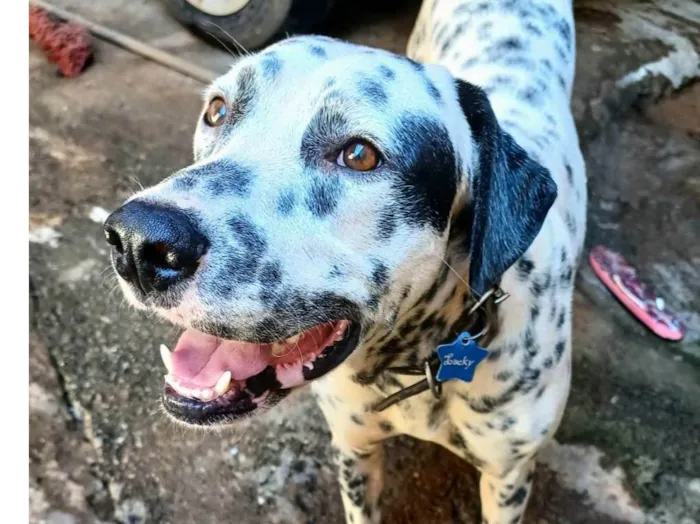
left=159, top=344, right=173, bottom=373
left=214, top=371, right=232, bottom=395
left=303, top=361, right=314, bottom=370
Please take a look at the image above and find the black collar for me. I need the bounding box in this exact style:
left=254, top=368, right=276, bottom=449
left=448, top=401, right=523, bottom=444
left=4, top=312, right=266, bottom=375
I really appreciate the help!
left=371, top=286, right=509, bottom=412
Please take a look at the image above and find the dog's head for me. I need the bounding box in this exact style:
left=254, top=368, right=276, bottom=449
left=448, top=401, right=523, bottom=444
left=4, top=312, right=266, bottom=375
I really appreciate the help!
left=104, top=36, right=556, bottom=426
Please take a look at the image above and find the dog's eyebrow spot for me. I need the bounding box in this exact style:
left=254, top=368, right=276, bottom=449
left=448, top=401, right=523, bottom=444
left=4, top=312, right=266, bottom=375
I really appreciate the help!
left=358, top=77, right=388, bottom=106
left=323, top=77, right=337, bottom=90
left=306, top=176, right=343, bottom=218
left=261, top=52, right=282, bottom=80
left=300, top=107, right=350, bottom=167
left=199, top=161, right=253, bottom=196
left=309, top=45, right=328, bottom=58
left=230, top=65, right=259, bottom=123
left=276, top=188, right=297, bottom=216
left=378, top=65, right=395, bottom=80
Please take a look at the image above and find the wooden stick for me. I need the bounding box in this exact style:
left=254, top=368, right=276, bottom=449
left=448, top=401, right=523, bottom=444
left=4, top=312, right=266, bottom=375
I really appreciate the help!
left=30, top=0, right=218, bottom=84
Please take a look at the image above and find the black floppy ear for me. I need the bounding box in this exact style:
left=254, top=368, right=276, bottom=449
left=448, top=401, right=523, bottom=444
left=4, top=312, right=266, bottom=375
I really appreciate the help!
left=455, top=80, right=558, bottom=295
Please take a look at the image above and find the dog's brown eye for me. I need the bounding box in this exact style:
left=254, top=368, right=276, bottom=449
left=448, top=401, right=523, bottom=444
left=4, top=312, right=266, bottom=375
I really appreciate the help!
left=204, top=97, right=227, bottom=127
left=337, top=140, right=381, bottom=171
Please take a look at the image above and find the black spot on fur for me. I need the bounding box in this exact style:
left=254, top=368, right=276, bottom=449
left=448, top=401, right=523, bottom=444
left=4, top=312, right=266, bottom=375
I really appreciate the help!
left=306, top=176, right=343, bottom=217
left=202, top=215, right=267, bottom=294
left=350, top=414, right=364, bottom=425
left=323, top=77, right=336, bottom=90
left=391, top=114, right=457, bottom=232
left=543, top=357, right=553, bottom=369
left=487, top=349, right=502, bottom=361
left=358, top=77, right=388, bottom=106
left=524, top=329, right=537, bottom=356
left=558, top=74, right=567, bottom=91
left=259, top=261, right=282, bottom=287
left=425, top=79, right=443, bottom=104
left=561, top=266, right=573, bottom=284
left=300, top=107, right=350, bottom=167
left=428, top=397, right=447, bottom=428
left=517, top=259, right=535, bottom=280
left=172, top=171, right=199, bottom=190
left=379, top=420, right=393, bottom=433
left=565, top=162, right=573, bottom=184
left=496, top=370, right=513, bottom=382
left=530, top=306, right=540, bottom=321
left=203, top=161, right=253, bottom=196
left=555, top=341, right=566, bottom=362
left=276, top=188, right=296, bottom=216
left=261, top=53, right=282, bottom=80
left=379, top=65, right=395, bottom=80
left=557, top=310, right=566, bottom=328
left=462, top=57, right=480, bottom=69
left=231, top=66, right=258, bottom=122
left=518, top=86, right=544, bottom=106
left=488, top=37, right=526, bottom=56
left=376, top=208, right=398, bottom=240
left=309, top=45, right=327, bottom=58
left=525, top=22, right=543, bottom=36
left=371, top=262, right=389, bottom=289
left=477, top=21, right=494, bottom=39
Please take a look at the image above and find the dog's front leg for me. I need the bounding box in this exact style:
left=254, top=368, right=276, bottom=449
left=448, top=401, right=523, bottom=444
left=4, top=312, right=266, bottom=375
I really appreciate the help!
left=331, top=439, right=384, bottom=524
left=479, top=459, right=535, bottom=524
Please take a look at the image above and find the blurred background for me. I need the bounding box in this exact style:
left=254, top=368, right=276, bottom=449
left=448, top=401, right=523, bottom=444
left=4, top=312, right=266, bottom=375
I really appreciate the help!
left=29, top=0, right=699, bottom=523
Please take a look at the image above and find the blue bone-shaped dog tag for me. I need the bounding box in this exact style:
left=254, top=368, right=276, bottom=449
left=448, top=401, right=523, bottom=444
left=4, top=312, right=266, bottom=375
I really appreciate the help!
left=435, top=332, right=489, bottom=383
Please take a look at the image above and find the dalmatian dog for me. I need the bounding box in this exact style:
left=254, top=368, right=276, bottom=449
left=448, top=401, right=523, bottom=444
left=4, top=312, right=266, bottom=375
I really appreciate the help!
left=103, top=0, right=586, bottom=521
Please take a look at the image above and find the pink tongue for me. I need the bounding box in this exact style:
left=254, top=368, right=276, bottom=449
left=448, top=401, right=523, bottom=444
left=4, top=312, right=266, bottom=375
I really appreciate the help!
left=170, top=329, right=272, bottom=388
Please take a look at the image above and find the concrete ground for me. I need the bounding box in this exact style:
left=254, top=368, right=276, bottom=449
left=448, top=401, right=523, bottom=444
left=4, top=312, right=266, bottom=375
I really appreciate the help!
left=29, top=0, right=700, bottom=523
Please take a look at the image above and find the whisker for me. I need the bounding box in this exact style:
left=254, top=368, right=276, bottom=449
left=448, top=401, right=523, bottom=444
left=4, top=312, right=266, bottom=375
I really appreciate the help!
left=201, top=21, right=250, bottom=56
left=201, top=27, right=239, bottom=59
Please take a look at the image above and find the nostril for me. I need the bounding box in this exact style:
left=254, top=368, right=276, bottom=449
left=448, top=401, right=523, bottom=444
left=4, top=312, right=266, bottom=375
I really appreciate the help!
left=104, top=227, right=123, bottom=254
left=143, top=241, right=179, bottom=270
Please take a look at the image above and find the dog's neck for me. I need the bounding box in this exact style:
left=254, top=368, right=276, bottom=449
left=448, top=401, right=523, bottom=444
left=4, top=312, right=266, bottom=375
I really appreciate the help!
left=350, top=233, right=484, bottom=385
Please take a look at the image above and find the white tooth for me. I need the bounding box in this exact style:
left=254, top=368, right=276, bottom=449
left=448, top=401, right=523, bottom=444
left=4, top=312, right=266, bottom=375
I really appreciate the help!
left=199, top=389, right=214, bottom=401
left=160, top=344, right=173, bottom=372
left=214, top=371, right=232, bottom=395
left=303, top=361, right=314, bottom=370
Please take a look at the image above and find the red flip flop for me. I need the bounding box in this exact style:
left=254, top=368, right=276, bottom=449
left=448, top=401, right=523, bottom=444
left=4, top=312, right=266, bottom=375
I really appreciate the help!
left=589, top=246, right=685, bottom=341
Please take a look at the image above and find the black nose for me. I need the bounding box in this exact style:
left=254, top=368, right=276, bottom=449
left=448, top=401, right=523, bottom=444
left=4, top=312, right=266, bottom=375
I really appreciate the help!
left=103, top=201, right=208, bottom=294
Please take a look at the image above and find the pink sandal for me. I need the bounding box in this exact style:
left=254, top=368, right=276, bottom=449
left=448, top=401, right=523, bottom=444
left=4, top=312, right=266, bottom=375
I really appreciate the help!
left=589, top=246, right=685, bottom=341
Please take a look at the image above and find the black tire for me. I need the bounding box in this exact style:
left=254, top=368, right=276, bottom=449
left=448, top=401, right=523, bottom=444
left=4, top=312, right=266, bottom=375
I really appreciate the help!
left=163, top=0, right=293, bottom=52
left=277, top=0, right=336, bottom=37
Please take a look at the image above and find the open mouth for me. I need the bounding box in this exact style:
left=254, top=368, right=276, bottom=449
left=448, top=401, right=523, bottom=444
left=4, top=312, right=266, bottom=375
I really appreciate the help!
left=160, top=320, right=360, bottom=425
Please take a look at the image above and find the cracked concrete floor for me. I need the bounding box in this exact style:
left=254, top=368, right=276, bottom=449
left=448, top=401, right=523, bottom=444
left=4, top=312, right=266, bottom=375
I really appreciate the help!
left=29, top=1, right=700, bottom=523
